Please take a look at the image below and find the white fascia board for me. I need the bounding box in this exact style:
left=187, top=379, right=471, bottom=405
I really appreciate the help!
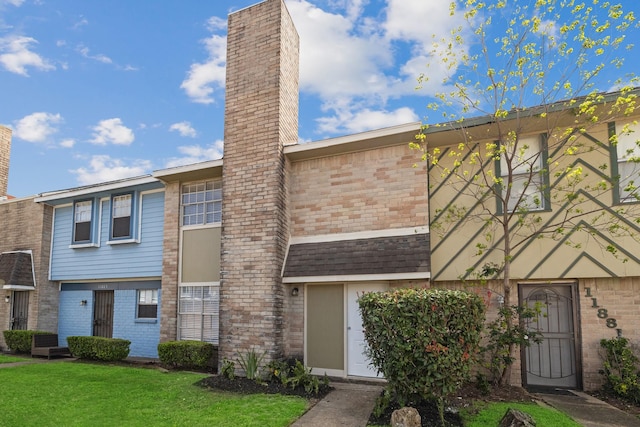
left=282, top=272, right=430, bottom=284
left=35, top=176, right=158, bottom=203
left=288, top=226, right=429, bottom=245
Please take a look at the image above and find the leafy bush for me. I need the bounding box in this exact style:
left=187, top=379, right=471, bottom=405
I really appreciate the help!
left=481, top=304, right=543, bottom=384
left=359, top=288, right=485, bottom=425
left=157, top=340, right=216, bottom=370
left=221, top=358, right=236, bottom=380
left=600, top=337, right=640, bottom=404
left=266, top=359, right=291, bottom=384
left=266, top=358, right=327, bottom=395
left=67, top=336, right=130, bottom=361
left=3, top=330, right=54, bottom=353
left=237, top=349, right=265, bottom=380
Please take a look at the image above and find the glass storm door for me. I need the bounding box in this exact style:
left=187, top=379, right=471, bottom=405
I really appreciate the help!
left=520, top=284, right=578, bottom=389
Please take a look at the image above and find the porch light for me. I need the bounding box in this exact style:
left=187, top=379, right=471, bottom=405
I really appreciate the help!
left=291, top=287, right=299, bottom=297
left=80, top=300, right=88, bottom=306
left=4, top=295, right=9, bottom=303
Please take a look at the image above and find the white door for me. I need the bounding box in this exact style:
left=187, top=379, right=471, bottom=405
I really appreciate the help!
left=347, top=283, right=387, bottom=377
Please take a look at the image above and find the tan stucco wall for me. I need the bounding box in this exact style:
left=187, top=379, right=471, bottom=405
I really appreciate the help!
left=429, top=118, right=640, bottom=281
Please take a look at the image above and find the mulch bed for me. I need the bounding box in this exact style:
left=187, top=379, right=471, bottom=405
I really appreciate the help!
left=197, top=375, right=333, bottom=399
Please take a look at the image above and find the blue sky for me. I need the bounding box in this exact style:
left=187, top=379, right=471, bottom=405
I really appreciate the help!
left=1, top=0, right=638, bottom=197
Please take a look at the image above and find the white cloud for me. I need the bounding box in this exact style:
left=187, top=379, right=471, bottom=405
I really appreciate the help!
left=77, top=45, right=112, bottom=64
left=180, top=33, right=227, bottom=104
left=90, top=118, right=135, bottom=146
left=13, top=112, right=62, bottom=143
left=60, top=138, right=75, bottom=148
left=72, top=17, right=89, bottom=30
left=71, top=155, right=152, bottom=186
left=164, top=140, right=224, bottom=168
left=2, top=0, right=25, bottom=6
left=316, top=106, right=418, bottom=134
left=0, top=35, right=55, bottom=76
left=169, top=121, right=197, bottom=138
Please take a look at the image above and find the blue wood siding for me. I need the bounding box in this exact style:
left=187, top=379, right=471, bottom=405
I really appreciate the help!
left=50, top=191, right=164, bottom=281
left=58, top=283, right=161, bottom=358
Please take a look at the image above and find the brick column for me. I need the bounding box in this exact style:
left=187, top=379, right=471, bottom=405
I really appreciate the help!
left=159, top=181, right=180, bottom=342
left=0, top=126, right=11, bottom=198
left=219, top=0, right=299, bottom=366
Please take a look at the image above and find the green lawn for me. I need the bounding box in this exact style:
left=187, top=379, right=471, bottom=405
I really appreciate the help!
left=463, top=402, right=581, bottom=427
left=0, top=362, right=308, bottom=427
left=0, top=354, right=28, bottom=363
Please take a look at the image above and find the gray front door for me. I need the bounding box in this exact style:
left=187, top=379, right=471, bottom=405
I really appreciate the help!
left=520, top=283, right=579, bottom=389
left=10, top=291, right=29, bottom=330
left=93, top=291, right=114, bottom=338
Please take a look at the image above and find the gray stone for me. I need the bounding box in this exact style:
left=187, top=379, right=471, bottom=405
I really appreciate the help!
left=391, top=406, right=421, bottom=427
left=498, top=408, right=536, bottom=427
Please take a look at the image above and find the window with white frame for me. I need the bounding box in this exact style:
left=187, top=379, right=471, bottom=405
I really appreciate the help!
left=111, top=194, right=133, bottom=239
left=178, top=285, right=219, bottom=344
left=137, top=289, right=158, bottom=319
left=613, top=121, right=640, bottom=203
left=499, top=135, right=547, bottom=212
left=73, top=200, right=93, bottom=243
left=181, top=180, right=222, bottom=226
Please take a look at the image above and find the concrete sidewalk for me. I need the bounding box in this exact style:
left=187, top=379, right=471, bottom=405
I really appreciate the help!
left=290, top=381, right=383, bottom=427
left=535, top=390, right=640, bottom=427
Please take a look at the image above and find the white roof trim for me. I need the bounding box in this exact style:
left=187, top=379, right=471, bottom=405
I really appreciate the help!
left=288, top=226, right=429, bottom=245
left=282, top=272, right=430, bottom=283
left=284, top=122, right=421, bottom=156
left=35, top=176, right=158, bottom=202
left=153, top=159, right=223, bottom=178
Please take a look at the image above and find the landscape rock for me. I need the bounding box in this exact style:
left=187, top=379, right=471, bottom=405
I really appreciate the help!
left=391, top=406, right=421, bottom=427
left=498, top=408, right=536, bottom=427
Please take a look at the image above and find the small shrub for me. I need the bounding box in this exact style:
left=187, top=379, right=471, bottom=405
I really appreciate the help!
left=67, top=336, right=130, bottom=361
left=286, top=360, right=319, bottom=395
left=157, top=340, right=216, bottom=370
left=3, top=330, right=54, bottom=353
left=221, top=358, right=235, bottom=380
left=237, top=349, right=265, bottom=380
left=266, top=359, right=290, bottom=385
left=480, top=304, right=543, bottom=385
left=600, top=337, right=640, bottom=404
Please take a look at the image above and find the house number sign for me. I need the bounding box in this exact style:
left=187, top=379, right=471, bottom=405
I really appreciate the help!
left=585, top=287, right=622, bottom=337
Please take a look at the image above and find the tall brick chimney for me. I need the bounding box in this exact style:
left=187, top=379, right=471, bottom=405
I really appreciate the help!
left=219, top=0, right=299, bottom=365
left=0, top=126, right=11, bottom=198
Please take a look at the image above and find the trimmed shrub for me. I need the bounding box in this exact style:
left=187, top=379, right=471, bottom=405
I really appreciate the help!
left=3, top=330, right=54, bottom=354
left=359, top=288, right=485, bottom=424
left=157, top=340, right=216, bottom=370
left=67, top=336, right=130, bottom=361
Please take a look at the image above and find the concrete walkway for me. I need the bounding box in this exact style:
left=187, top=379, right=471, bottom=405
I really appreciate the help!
left=535, top=390, right=640, bottom=427
left=291, top=381, right=382, bottom=427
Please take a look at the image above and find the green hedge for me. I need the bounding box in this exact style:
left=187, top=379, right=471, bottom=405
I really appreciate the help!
left=67, top=336, right=131, bottom=361
left=3, top=330, right=55, bottom=353
left=359, top=288, right=485, bottom=411
left=157, top=340, right=217, bottom=370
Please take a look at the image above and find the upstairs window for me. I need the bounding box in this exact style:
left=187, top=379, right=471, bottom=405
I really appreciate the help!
left=498, top=135, right=548, bottom=213
left=137, top=289, right=158, bottom=319
left=181, top=180, right=222, bottom=226
left=612, top=122, right=640, bottom=203
left=73, top=200, right=93, bottom=243
left=111, top=193, right=133, bottom=239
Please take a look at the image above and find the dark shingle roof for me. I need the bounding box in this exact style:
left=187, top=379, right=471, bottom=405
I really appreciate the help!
left=283, top=233, right=430, bottom=278
left=0, top=251, right=35, bottom=288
